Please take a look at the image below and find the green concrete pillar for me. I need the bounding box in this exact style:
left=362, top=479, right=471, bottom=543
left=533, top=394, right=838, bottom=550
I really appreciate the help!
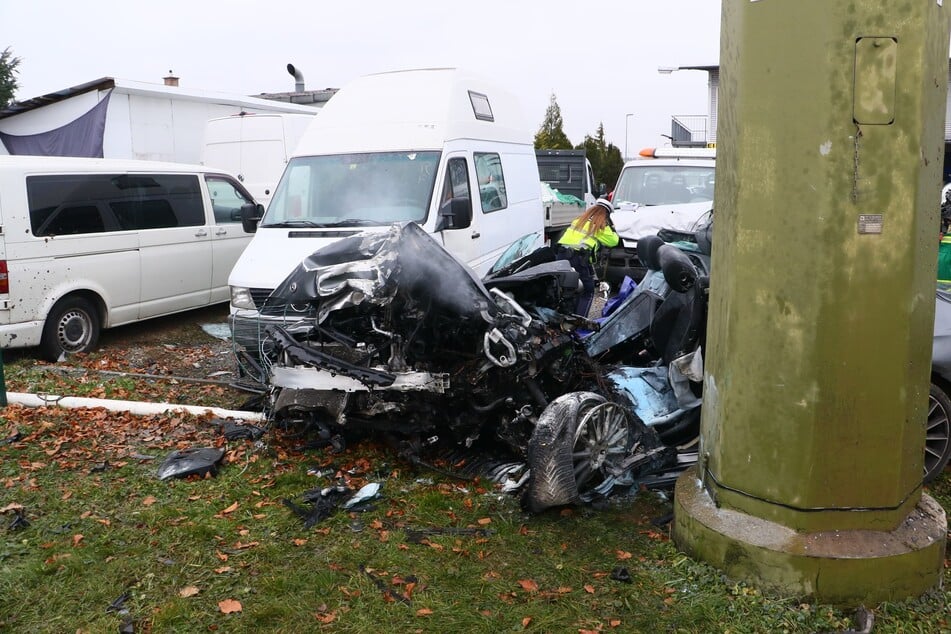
left=673, top=0, right=949, bottom=605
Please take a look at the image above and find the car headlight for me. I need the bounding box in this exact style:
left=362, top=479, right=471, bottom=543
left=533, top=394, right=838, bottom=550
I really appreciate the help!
left=230, top=286, right=255, bottom=310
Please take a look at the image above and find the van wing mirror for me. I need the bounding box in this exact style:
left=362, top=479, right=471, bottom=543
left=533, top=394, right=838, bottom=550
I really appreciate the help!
left=435, top=196, right=472, bottom=232
left=240, top=203, right=265, bottom=233
left=598, top=183, right=608, bottom=197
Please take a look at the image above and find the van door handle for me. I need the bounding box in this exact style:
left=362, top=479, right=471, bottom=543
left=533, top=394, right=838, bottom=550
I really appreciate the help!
left=215, top=229, right=228, bottom=236
left=195, top=229, right=208, bottom=237
left=471, top=232, right=481, bottom=239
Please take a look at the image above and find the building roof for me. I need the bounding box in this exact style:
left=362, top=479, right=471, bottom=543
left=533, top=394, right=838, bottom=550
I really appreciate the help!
left=0, top=77, right=324, bottom=120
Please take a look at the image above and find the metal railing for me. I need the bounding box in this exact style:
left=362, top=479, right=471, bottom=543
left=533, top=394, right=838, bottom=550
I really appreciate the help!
left=671, top=115, right=709, bottom=147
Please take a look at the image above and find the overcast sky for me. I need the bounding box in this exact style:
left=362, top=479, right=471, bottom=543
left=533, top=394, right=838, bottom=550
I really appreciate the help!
left=3, top=1, right=721, bottom=157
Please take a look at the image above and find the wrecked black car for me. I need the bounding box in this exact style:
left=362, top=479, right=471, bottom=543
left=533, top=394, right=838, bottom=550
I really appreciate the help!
left=238, top=222, right=711, bottom=512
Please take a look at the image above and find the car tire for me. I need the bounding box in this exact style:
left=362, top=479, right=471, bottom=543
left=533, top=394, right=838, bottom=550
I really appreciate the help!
left=523, top=392, right=634, bottom=513
left=924, top=382, right=951, bottom=484
left=40, top=296, right=100, bottom=361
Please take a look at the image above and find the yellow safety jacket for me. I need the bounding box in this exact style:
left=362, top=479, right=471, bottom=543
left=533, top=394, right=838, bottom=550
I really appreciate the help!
left=557, top=219, right=620, bottom=253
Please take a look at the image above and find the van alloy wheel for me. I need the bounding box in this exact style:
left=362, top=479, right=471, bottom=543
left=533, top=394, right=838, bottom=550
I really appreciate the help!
left=924, top=383, right=951, bottom=484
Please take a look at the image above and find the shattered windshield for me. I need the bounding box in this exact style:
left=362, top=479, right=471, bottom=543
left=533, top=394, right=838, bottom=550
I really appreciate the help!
left=262, top=151, right=441, bottom=227
left=613, top=165, right=715, bottom=207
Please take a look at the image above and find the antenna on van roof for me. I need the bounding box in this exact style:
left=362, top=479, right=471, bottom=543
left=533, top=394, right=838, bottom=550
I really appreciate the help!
left=287, top=64, right=305, bottom=92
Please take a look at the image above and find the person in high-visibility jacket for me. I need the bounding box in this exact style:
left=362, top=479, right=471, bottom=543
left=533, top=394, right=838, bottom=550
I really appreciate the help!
left=556, top=198, right=620, bottom=317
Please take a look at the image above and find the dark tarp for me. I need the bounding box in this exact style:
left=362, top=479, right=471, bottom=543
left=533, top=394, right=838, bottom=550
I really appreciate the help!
left=0, top=90, right=112, bottom=157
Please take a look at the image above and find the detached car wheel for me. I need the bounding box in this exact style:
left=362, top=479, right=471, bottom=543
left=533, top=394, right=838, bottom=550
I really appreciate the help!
left=40, top=296, right=100, bottom=361
left=924, top=382, right=951, bottom=484
left=523, top=392, right=634, bottom=513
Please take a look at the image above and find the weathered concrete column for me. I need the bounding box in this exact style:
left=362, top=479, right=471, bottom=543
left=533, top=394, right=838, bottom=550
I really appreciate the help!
left=673, top=0, right=949, bottom=605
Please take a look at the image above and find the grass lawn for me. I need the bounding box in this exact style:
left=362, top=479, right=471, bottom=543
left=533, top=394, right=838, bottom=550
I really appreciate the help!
left=0, top=401, right=948, bottom=634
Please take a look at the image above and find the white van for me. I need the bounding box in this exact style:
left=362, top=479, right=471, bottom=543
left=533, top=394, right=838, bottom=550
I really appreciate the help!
left=228, top=68, right=545, bottom=361
left=609, top=147, right=716, bottom=243
left=0, top=156, right=257, bottom=360
left=201, top=112, right=315, bottom=207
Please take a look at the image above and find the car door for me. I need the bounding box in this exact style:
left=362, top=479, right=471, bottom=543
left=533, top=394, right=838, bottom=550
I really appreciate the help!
left=204, top=174, right=255, bottom=303
left=136, top=174, right=213, bottom=317
left=435, top=154, right=482, bottom=269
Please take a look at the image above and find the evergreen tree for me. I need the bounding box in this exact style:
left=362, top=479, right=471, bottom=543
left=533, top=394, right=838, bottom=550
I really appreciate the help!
left=534, top=93, right=572, bottom=149
left=576, top=122, right=624, bottom=191
left=0, top=47, right=21, bottom=109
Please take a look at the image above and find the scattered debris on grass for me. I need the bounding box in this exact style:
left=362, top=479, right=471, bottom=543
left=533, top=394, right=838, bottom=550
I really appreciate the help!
left=283, top=481, right=383, bottom=528
left=1, top=503, right=30, bottom=531
left=156, top=447, right=225, bottom=481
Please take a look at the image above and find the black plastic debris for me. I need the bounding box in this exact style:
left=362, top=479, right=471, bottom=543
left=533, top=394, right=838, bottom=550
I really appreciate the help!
left=106, top=590, right=134, bottom=633
left=283, top=482, right=383, bottom=528
left=220, top=421, right=266, bottom=442
left=3, top=505, right=30, bottom=532
left=106, top=591, right=130, bottom=613
left=0, top=430, right=21, bottom=445
left=156, top=448, right=225, bottom=481
left=359, top=564, right=413, bottom=606
left=610, top=566, right=632, bottom=584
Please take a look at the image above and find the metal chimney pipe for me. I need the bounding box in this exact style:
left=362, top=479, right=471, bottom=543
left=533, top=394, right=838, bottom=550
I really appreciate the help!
left=287, top=63, right=305, bottom=92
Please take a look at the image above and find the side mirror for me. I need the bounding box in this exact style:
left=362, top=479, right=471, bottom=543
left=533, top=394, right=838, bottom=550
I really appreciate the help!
left=435, top=196, right=472, bottom=231
left=598, top=183, right=608, bottom=197
left=240, top=203, right=264, bottom=234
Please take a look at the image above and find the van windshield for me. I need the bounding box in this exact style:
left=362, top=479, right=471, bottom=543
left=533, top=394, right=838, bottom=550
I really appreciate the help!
left=612, top=165, right=715, bottom=207
left=262, top=151, right=441, bottom=227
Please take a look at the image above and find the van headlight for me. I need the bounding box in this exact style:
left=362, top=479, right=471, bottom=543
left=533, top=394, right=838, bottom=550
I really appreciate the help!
left=230, top=286, right=255, bottom=310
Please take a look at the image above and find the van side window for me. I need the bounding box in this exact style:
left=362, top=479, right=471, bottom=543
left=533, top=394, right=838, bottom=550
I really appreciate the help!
left=27, top=174, right=204, bottom=236
left=205, top=175, right=253, bottom=224
left=474, top=152, right=507, bottom=212
left=41, top=204, right=106, bottom=236
left=442, top=158, right=471, bottom=202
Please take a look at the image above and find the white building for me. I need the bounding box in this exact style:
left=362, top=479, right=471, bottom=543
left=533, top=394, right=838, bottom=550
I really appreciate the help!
left=0, top=75, right=334, bottom=164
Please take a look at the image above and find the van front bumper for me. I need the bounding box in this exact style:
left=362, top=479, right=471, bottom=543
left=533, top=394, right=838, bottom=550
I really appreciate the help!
left=0, top=320, right=44, bottom=349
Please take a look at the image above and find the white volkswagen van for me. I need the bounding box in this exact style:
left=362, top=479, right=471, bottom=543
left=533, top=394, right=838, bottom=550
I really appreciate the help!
left=0, top=156, right=257, bottom=360
left=228, top=68, right=545, bottom=364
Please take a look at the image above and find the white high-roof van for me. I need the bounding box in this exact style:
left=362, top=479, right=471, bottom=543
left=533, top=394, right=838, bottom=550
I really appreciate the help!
left=228, top=68, right=545, bottom=366
left=0, top=156, right=257, bottom=360
left=201, top=112, right=315, bottom=207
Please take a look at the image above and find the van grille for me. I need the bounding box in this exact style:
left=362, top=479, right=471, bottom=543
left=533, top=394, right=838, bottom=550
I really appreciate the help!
left=249, top=288, right=273, bottom=308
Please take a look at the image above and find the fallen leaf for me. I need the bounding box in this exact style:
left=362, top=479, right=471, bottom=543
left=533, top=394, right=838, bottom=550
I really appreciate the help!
left=292, top=538, right=308, bottom=546
left=218, top=501, right=239, bottom=515
left=522, top=616, right=532, bottom=627
left=556, top=586, right=572, bottom=594
left=315, top=611, right=336, bottom=624
left=97, top=518, right=111, bottom=526
left=416, top=608, right=433, bottom=616
left=142, top=495, right=157, bottom=507
left=517, top=579, right=539, bottom=592
left=584, top=584, right=595, bottom=594
left=179, top=586, right=200, bottom=598
left=0, top=502, right=24, bottom=513
left=476, top=517, right=492, bottom=525
left=72, top=534, right=84, bottom=547
left=215, top=551, right=229, bottom=562
left=214, top=566, right=232, bottom=574
left=218, top=599, right=242, bottom=614
left=615, top=550, right=633, bottom=560
left=610, top=619, right=622, bottom=628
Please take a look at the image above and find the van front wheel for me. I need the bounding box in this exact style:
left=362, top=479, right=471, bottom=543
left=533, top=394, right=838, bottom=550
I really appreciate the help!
left=40, top=297, right=100, bottom=361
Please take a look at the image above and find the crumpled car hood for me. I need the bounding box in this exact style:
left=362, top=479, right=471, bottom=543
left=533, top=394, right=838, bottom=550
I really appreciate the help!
left=264, top=222, right=500, bottom=324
